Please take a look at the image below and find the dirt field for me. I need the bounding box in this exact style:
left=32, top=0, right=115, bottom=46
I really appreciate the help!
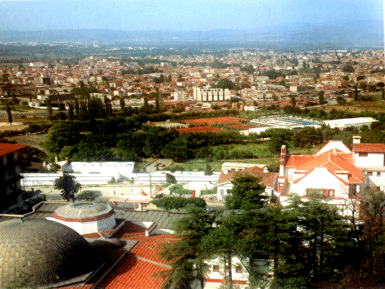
left=7, top=133, right=48, bottom=150
left=0, top=122, right=28, bottom=132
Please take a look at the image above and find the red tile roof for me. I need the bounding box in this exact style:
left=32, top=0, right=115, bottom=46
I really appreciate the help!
left=128, top=234, right=178, bottom=266
left=176, top=126, right=225, bottom=133
left=354, top=143, right=385, bottom=153
left=217, top=166, right=277, bottom=188
left=285, top=155, right=313, bottom=167
left=0, top=143, right=27, bottom=157
left=99, top=254, right=168, bottom=289
left=295, top=151, right=363, bottom=183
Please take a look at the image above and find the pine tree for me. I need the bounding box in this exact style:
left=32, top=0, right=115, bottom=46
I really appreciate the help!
left=157, top=205, right=214, bottom=289
left=225, top=174, right=268, bottom=210
left=120, top=97, right=125, bottom=111
left=68, top=103, right=74, bottom=120
left=6, top=104, right=12, bottom=125
left=74, top=99, right=80, bottom=115
left=46, top=96, right=53, bottom=119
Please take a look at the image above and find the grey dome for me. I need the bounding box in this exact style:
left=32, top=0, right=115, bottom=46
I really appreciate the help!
left=0, top=218, right=101, bottom=287
left=54, top=202, right=114, bottom=220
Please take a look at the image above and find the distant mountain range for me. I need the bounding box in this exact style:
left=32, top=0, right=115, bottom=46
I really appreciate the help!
left=0, top=20, right=382, bottom=50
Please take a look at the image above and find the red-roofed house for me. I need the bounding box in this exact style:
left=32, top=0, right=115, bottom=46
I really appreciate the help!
left=216, top=166, right=278, bottom=200
left=0, top=143, right=27, bottom=211
left=277, top=136, right=385, bottom=216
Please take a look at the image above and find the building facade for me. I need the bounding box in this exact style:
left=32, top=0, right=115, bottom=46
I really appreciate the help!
left=193, top=87, right=231, bottom=102
left=0, top=144, right=27, bottom=211
left=276, top=137, right=385, bottom=217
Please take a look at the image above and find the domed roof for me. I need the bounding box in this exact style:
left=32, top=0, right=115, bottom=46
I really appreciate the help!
left=0, top=218, right=102, bottom=287
left=54, top=202, right=114, bottom=221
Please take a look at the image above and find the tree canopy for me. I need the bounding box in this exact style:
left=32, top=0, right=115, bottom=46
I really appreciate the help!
left=54, top=173, right=81, bottom=202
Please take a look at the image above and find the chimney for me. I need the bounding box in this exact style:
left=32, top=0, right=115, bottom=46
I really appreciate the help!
left=279, top=145, right=287, bottom=177
left=353, top=136, right=361, bottom=144
left=263, top=167, right=268, bottom=173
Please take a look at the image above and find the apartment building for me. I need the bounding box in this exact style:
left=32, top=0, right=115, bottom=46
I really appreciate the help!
left=193, top=87, right=231, bottom=102
left=0, top=143, right=27, bottom=211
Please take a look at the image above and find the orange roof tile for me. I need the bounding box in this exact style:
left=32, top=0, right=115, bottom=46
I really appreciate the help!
left=217, top=166, right=277, bottom=188
left=0, top=143, right=27, bottom=157
left=285, top=155, right=313, bottom=167
left=295, top=151, right=363, bottom=183
left=353, top=143, right=385, bottom=153
left=128, top=234, right=178, bottom=265
left=99, top=254, right=167, bottom=289
left=176, top=126, right=225, bottom=133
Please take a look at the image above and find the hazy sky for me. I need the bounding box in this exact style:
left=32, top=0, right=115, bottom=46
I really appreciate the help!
left=0, top=0, right=382, bottom=31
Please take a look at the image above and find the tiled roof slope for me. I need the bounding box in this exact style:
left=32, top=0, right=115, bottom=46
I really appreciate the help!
left=0, top=143, right=27, bottom=157
left=296, top=150, right=363, bottom=183
left=99, top=254, right=167, bottom=289
left=217, top=166, right=277, bottom=188
left=353, top=143, right=385, bottom=153
left=285, top=155, right=313, bottom=167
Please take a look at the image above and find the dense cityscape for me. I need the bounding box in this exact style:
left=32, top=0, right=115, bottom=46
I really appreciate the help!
left=0, top=0, right=384, bottom=288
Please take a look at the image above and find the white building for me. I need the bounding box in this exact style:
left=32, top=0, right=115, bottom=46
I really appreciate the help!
left=64, top=162, right=135, bottom=179
left=323, top=117, right=378, bottom=129
left=174, top=91, right=188, bottom=101
left=277, top=136, right=385, bottom=217
left=193, top=87, right=231, bottom=102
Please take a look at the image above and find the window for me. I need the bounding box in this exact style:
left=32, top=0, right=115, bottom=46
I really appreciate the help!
left=349, top=185, right=357, bottom=199
left=306, top=188, right=335, bottom=198
left=367, top=172, right=373, bottom=176
left=306, top=189, right=325, bottom=198
left=213, top=265, right=219, bottom=272
left=235, top=266, right=243, bottom=273
left=359, top=152, right=368, bottom=157
left=326, top=190, right=335, bottom=198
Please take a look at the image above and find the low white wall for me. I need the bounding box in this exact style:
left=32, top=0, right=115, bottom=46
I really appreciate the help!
left=21, top=173, right=114, bottom=186
left=132, top=172, right=219, bottom=184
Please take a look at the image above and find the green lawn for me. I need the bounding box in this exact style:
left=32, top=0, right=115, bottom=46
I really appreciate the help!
left=163, top=141, right=324, bottom=173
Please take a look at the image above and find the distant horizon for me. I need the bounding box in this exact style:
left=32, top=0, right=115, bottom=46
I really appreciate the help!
left=0, top=18, right=382, bottom=32
left=0, top=0, right=382, bottom=31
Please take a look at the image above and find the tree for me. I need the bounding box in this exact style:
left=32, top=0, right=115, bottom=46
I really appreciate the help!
left=202, top=213, right=241, bottom=289
left=342, top=65, right=355, bottom=73
left=318, top=91, right=325, bottom=105
left=166, top=173, right=177, bottom=184
left=74, top=98, right=80, bottom=115
left=216, top=78, right=234, bottom=90
left=156, top=205, right=214, bottom=289
left=119, top=97, right=125, bottom=111
left=290, top=96, right=296, bottom=107
left=42, top=121, right=81, bottom=155
left=1, top=73, right=9, bottom=83
left=291, top=197, right=355, bottom=281
left=155, top=87, right=160, bottom=113
left=46, top=96, right=53, bottom=119
left=353, top=84, right=359, bottom=101
left=336, top=96, right=347, bottom=105
left=68, top=103, right=74, bottom=120
left=6, top=104, right=12, bottom=125
left=225, top=174, right=267, bottom=210
left=204, top=164, right=213, bottom=176
left=54, top=173, right=81, bottom=202
left=161, top=138, right=191, bottom=161
left=151, top=197, right=206, bottom=212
